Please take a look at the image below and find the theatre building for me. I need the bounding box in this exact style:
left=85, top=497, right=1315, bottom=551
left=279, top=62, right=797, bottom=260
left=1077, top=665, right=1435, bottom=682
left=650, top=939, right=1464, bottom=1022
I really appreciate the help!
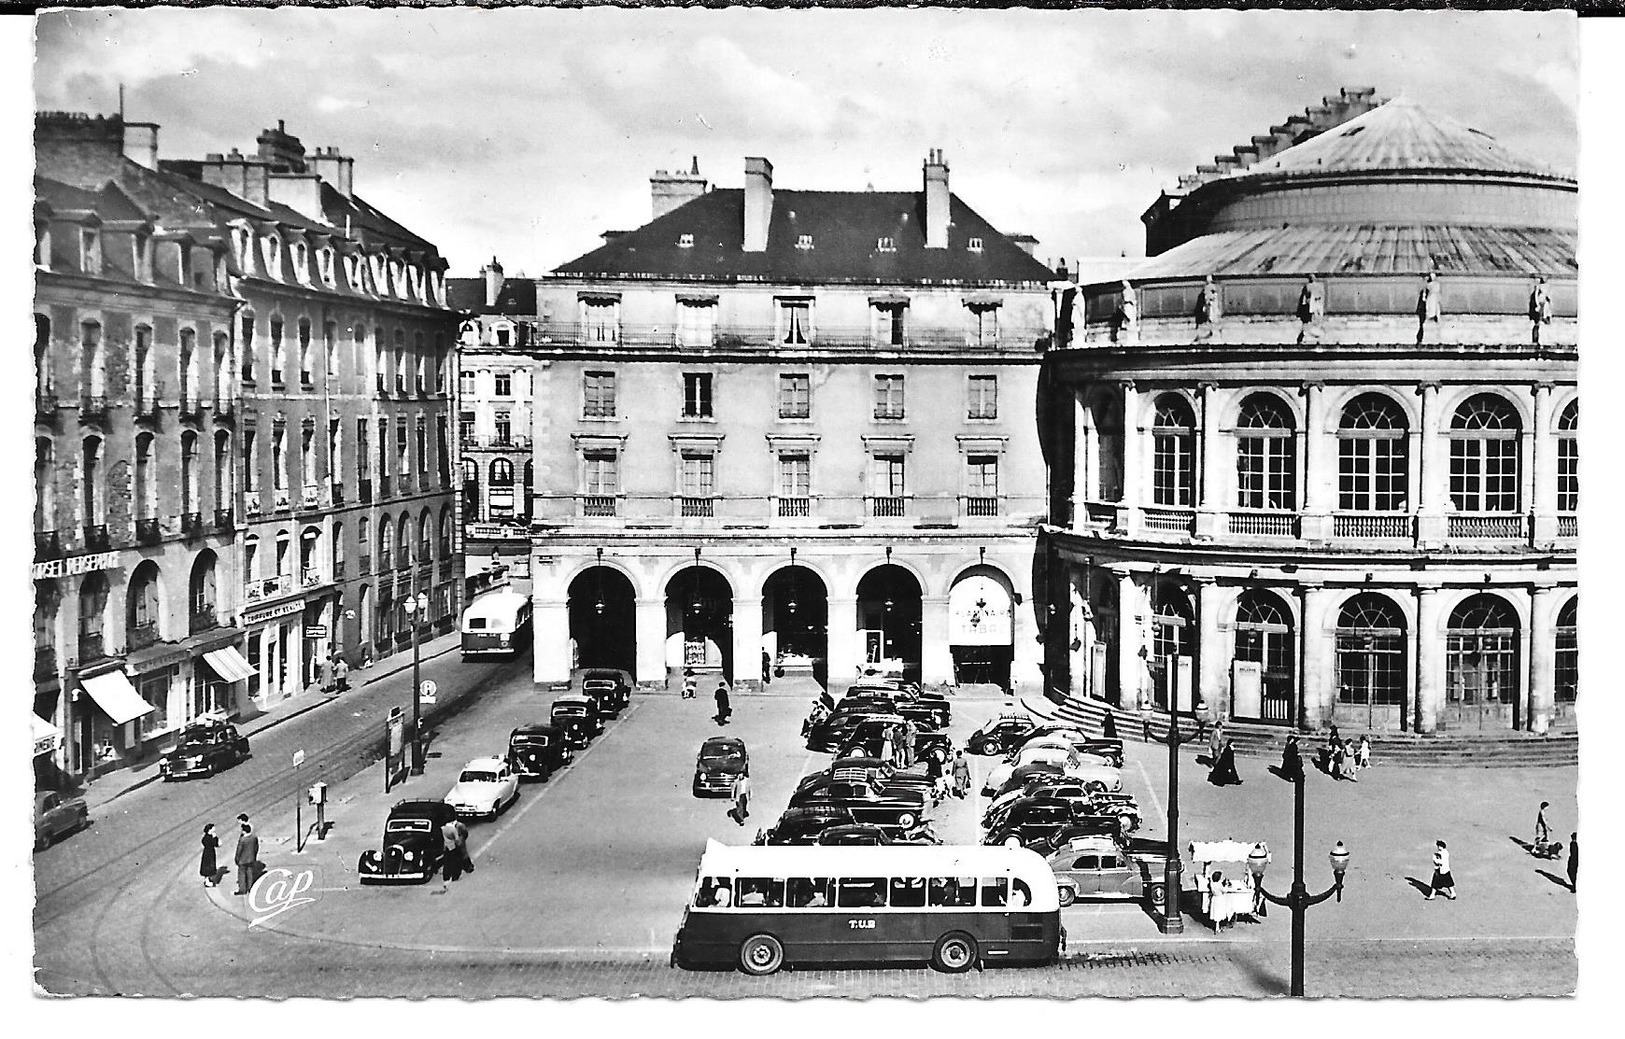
left=1038, top=92, right=1577, bottom=735
left=521, top=153, right=1055, bottom=691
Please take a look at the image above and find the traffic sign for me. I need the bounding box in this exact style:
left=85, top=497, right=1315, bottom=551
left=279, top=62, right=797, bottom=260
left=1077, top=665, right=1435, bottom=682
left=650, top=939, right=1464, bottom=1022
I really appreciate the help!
left=292, top=749, right=306, bottom=769
left=420, top=679, right=438, bottom=705
left=305, top=625, right=328, bottom=638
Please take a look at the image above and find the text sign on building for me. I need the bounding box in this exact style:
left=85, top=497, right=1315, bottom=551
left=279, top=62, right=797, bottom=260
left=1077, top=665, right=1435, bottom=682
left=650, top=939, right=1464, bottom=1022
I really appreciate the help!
left=469, top=523, right=527, bottom=540
left=31, top=552, right=120, bottom=581
left=305, top=625, right=328, bottom=639
left=949, top=575, right=1013, bottom=645
left=242, top=599, right=304, bottom=626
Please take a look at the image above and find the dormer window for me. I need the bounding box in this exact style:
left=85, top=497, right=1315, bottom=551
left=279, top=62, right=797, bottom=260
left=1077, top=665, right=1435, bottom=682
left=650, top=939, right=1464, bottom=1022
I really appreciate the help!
left=369, top=254, right=388, bottom=294
left=796, top=234, right=814, bottom=250
left=291, top=241, right=310, bottom=284
left=133, top=231, right=151, bottom=281
left=409, top=264, right=426, bottom=300
left=876, top=237, right=896, bottom=253
left=968, top=237, right=984, bottom=253
left=678, top=233, right=694, bottom=248
left=262, top=235, right=283, bottom=280
left=317, top=247, right=336, bottom=287
left=80, top=228, right=101, bottom=276
left=233, top=227, right=254, bottom=275
left=343, top=254, right=361, bottom=290
left=389, top=259, right=406, bottom=298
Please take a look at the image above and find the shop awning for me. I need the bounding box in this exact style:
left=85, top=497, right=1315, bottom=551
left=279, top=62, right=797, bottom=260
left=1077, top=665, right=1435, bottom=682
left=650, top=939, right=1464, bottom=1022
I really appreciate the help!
left=203, top=646, right=257, bottom=684
left=31, top=714, right=62, bottom=757
left=80, top=669, right=155, bottom=726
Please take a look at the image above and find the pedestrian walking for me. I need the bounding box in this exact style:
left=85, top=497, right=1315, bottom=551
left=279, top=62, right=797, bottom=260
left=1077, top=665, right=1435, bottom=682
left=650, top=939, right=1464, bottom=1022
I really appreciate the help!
left=332, top=654, right=349, bottom=693
left=1249, top=842, right=1271, bottom=918
left=729, top=771, right=752, bottom=826
left=1209, top=739, right=1242, bottom=785
left=1208, top=719, right=1224, bottom=762
left=1567, top=833, right=1578, bottom=892
left=1101, top=711, right=1118, bottom=740
left=1331, top=740, right=1349, bottom=781
left=1534, top=801, right=1551, bottom=845
left=714, top=681, right=732, bottom=725
left=1140, top=697, right=1155, bottom=743
left=762, top=650, right=772, bottom=686
left=440, top=818, right=464, bottom=884
left=950, top=750, right=972, bottom=799
left=1280, top=734, right=1303, bottom=783
left=1425, top=840, right=1455, bottom=900
left=232, top=820, right=260, bottom=895
left=199, top=823, right=220, bottom=887
left=1355, top=734, right=1371, bottom=770
left=313, top=656, right=328, bottom=694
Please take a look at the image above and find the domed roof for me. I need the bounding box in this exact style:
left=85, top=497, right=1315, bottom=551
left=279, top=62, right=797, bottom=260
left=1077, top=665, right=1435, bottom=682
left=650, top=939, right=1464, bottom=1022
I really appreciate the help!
left=1236, top=97, right=1569, bottom=183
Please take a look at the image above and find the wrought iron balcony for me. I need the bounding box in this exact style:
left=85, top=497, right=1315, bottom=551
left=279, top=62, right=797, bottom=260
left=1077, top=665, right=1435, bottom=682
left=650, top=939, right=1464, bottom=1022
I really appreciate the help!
left=273, top=487, right=292, bottom=511
left=244, top=573, right=294, bottom=603
left=301, top=485, right=321, bottom=510
left=135, top=517, right=162, bottom=545
left=133, top=388, right=161, bottom=422
left=245, top=490, right=262, bottom=516
left=213, top=398, right=235, bottom=422
left=300, top=567, right=326, bottom=589
left=179, top=397, right=205, bottom=422
left=82, top=523, right=110, bottom=552
left=34, top=529, right=62, bottom=561
left=34, top=644, right=57, bottom=681
left=189, top=605, right=218, bottom=634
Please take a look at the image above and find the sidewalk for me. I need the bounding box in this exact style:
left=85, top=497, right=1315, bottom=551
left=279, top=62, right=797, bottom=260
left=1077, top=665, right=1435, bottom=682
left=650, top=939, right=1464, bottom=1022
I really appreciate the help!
left=81, top=632, right=463, bottom=812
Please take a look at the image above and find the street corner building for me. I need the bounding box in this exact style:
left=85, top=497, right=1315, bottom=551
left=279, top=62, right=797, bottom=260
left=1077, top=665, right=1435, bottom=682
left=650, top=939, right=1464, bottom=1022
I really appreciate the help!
left=453, top=152, right=1058, bottom=694
left=32, top=112, right=461, bottom=785
left=1038, top=89, right=1577, bottom=743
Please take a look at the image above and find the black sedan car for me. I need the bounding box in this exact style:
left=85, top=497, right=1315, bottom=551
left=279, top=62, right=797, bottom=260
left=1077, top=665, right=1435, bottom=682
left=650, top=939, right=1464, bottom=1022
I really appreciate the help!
left=845, top=683, right=949, bottom=728
left=581, top=668, right=632, bottom=716
left=550, top=694, right=602, bottom=748
left=1030, top=817, right=1132, bottom=856
left=797, top=756, right=937, bottom=800
left=753, top=806, right=857, bottom=846
left=158, top=719, right=251, bottom=780
left=1014, top=727, right=1125, bottom=768
left=967, top=711, right=1037, bottom=756
left=693, top=735, right=748, bottom=797
left=787, top=775, right=927, bottom=829
left=982, top=797, right=1079, bottom=849
left=358, top=799, right=458, bottom=884
left=507, top=722, right=572, bottom=781
left=815, top=823, right=940, bottom=846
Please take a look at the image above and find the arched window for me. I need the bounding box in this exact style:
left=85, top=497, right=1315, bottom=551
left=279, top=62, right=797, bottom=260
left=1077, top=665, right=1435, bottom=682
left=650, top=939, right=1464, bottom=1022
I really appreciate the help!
left=1555, top=596, right=1577, bottom=705
left=81, top=436, right=103, bottom=526
left=393, top=329, right=406, bottom=394
left=180, top=432, right=198, bottom=514
left=35, top=438, right=53, bottom=531
left=35, top=314, right=52, bottom=398
left=300, top=424, right=317, bottom=488
left=358, top=517, right=371, bottom=572
left=1446, top=594, right=1520, bottom=714
left=274, top=529, right=292, bottom=577
left=134, top=432, right=155, bottom=519
left=1335, top=594, right=1407, bottom=709
left=240, top=309, right=257, bottom=382
left=127, top=561, right=161, bottom=648
left=79, top=571, right=108, bottom=659
left=189, top=551, right=217, bottom=630
left=213, top=331, right=231, bottom=404
left=132, top=325, right=153, bottom=408
left=1556, top=400, right=1577, bottom=514
left=522, top=459, right=534, bottom=519
left=462, top=458, right=480, bottom=519
left=397, top=514, right=411, bottom=568
left=490, top=458, right=515, bottom=486
left=298, top=318, right=313, bottom=386
left=1235, top=394, right=1296, bottom=510
left=242, top=533, right=260, bottom=582
left=1337, top=394, right=1409, bottom=512
left=1449, top=394, right=1520, bottom=513
left=271, top=427, right=287, bottom=491
left=81, top=320, right=104, bottom=398
left=1151, top=394, right=1195, bottom=507
left=214, top=431, right=232, bottom=513
left=179, top=328, right=197, bottom=406
left=419, top=509, right=432, bottom=563
left=439, top=505, right=453, bottom=557
left=270, top=316, right=287, bottom=385
left=332, top=520, right=345, bottom=577
left=300, top=526, right=322, bottom=581
left=1233, top=590, right=1295, bottom=722
left=35, top=580, right=60, bottom=666
left=378, top=514, right=393, bottom=571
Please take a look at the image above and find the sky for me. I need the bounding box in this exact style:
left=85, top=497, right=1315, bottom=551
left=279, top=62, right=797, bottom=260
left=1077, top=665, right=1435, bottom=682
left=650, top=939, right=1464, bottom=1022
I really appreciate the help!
left=32, top=6, right=1577, bottom=278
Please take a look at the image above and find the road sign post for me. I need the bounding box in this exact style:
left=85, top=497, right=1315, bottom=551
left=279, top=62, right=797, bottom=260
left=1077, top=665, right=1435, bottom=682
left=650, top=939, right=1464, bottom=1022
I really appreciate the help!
left=292, top=749, right=306, bottom=851
left=420, top=679, right=438, bottom=705
left=384, top=707, right=407, bottom=792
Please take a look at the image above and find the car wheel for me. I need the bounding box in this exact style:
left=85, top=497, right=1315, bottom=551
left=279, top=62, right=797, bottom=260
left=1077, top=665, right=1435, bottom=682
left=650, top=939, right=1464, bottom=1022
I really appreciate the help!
left=1057, top=885, right=1077, bottom=908
left=931, top=747, right=948, bottom=764
left=978, top=738, right=1000, bottom=756
left=931, top=932, right=977, bottom=974
left=896, top=811, right=918, bottom=829
left=1148, top=884, right=1168, bottom=909
left=1003, top=835, right=1022, bottom=850
left=739, top=933, right=785, bottom=976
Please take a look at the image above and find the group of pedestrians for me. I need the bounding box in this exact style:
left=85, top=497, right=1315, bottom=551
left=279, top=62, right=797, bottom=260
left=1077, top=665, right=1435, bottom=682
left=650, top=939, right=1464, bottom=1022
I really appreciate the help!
left=198, top=813, right=261, bottom=894
left=679, top=668, right=733, bottom=726
left=1320, top=726, right=1371, bottom=781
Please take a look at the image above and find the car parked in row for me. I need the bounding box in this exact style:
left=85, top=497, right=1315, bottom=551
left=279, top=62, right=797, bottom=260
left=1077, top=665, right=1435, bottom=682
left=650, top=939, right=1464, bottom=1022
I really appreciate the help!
left=968, top=710, right=1036, bottom=756
left=815, top=823, right=940, bottom=846
left=788, top=773, right=928, bottom=830
left=507, top=722, right=572, bottom=781
left=753, top=806, right=859, bottom=846
left=982, top=744, right=1122, bottom=797
left=797, top=755, right=938, bottom=802
left=551, top=694, right=602, bottom=748
left=444, top=757, right=520, bottom=821
left=358, top=799, right=459, bottom=884
left=581, top=668, right=632, bottom=716
left=1044, top=833, right=1171, bottom=909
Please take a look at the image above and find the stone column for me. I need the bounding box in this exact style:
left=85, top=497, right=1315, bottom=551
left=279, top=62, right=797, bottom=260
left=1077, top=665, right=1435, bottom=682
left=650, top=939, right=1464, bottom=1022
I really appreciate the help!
left=1071, top=392, right=1090, bottom=530
left=634, top=596, right=668, bottom=686
left=1300, top=382, right=1332, bottom=542
left=732, top=596, right=763, bottom=689
left=1528, top=585, right=1557, bottom=735
left=1531, top=383, right=1556, bottom=546
left=825, top=596, right=859, bottom=690
left=921, top=595, right=954, bottom=686
left=1194, top=576, right=1226, bottom=720
left=1195, top=383, right=1224, bottom=538
left=1415, top=383, right=1445, bottom=547
left=1069, top=570, right=1090, bottom=700
left=1113, top=569, right=1143, bottom=707
left=532, top=596, right=573, bottom=684
left=1298, top=584, right=1335, bottom=730
left=1415, top=586, right=1445, bottom=734
left=1119, top=381, right=1142, bottom=537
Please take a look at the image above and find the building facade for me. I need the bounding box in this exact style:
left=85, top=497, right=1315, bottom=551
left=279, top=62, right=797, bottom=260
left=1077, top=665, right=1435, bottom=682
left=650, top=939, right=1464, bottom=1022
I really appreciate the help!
left=34, top=112, right=460, bottom=780
left=1038, top=91, right=1578, bottom=736
left=507, top=153, right=1056, bottom=691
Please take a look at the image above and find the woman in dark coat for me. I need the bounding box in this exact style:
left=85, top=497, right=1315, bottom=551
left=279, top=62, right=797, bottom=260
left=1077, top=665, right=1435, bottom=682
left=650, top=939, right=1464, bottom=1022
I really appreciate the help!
left=1101, top=712, right=1118, bottom=740
left=1280, top=734, right=1303, bottom=783
left=1210, top=739, right=1242, bottom=785
left=199, top=823, right=220, bottom=887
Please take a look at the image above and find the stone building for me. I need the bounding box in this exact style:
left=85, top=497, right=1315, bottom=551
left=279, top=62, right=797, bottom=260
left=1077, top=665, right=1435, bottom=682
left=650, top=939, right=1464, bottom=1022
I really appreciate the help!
left=34, top=112, right=460, bottom=778
left=1038, top=91, right=1578, bottom=735
left=510, top=153, right=1056, bottom=691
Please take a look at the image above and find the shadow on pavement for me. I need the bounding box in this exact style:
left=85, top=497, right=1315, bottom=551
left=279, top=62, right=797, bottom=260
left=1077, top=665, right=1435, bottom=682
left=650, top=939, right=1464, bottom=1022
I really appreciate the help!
left=1536, top=869, right=1573, bottom=892
left=1226, top=947, right=1290, bottom=997
left=1403, top=876, right=1433, bottom=898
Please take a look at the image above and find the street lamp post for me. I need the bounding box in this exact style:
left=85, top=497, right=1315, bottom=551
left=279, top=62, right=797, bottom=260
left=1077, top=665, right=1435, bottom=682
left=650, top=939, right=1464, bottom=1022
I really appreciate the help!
left=402, top=591, right=429, bottom=774
left=1156, top=704, right=1197, bottom=934
left=1251, top=769, right=1351, bottom=997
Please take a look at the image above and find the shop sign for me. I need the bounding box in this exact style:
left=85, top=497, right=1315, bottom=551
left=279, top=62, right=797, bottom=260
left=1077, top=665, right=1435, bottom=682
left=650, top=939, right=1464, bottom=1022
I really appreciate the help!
left=949, top=575, right=1013, bottom=646
left=305, top=625, right=328, bottom=638
left=242, top=599, right=304, bottom=626
left=31, top=551, right=120, bottom=581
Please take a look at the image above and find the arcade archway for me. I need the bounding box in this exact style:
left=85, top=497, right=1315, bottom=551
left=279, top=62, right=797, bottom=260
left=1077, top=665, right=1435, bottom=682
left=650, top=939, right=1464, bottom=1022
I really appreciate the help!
left=568, top=566, right=636, bottom=674
left=856, top=564, right=922, bottom=682
left=666, top=564, right=734, bottom=676
left=949, top=566, right=1015, bottom=691
left=763, top=566, right=828, bottom=687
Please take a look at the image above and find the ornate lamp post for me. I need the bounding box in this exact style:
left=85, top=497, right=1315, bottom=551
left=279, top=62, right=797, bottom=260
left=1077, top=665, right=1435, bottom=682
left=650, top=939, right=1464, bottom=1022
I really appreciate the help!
left=401, top=591, right=429, bottom=774
left=1154, top=704, right=1197, bottom=934
left=1252, top=768, right=1352, bottom=997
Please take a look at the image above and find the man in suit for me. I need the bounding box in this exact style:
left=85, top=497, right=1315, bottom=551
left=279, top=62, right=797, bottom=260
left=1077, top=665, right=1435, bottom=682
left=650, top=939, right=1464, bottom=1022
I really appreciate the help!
left=233, top=820, right=260, bottom=895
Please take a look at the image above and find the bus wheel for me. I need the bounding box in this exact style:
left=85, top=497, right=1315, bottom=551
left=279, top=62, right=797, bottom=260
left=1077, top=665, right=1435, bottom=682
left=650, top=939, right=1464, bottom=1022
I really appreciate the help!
left=739, top=934, right=784, bottom=976
left=1057, top=885, right=1076, bottom=908
left=932, top=932, right=978, bottom=973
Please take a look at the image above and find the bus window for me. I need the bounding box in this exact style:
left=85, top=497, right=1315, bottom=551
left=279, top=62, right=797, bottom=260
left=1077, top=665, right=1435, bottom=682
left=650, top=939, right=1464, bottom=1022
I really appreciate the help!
left=468, top=618, right=487, bottom=629
left=838, top=878, right=887, bottom=908
left=787, top=877, right=832, bottom=908
left=889, top=877, right=927, bottom=908
left=928, top=877, right=976, bottom=907
left=697, top=877, right=732, bottom=907
left=981, top=877, right=1009, bottom=907
left=738, top=877, right=784, bottom=907
left=1011, top=879, right=1032, bottom=908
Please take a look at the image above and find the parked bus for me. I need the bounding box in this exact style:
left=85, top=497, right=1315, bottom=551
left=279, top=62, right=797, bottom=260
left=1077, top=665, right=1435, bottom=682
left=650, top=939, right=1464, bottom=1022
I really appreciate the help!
left=460, top=589, right=533, bottom=660
left=672, top=839, right=1061, bottom=975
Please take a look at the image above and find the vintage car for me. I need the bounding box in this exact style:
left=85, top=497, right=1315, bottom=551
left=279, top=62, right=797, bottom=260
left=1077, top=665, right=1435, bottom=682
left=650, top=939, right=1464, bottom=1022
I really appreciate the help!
left=507, top=722, right=572, bottom=781
left=753, top=806, right=857, bottom=846
left=815, top=823, right=940, bottom=846
left=1044, top=833, right=1171, bottom=908
left=851, top=675, right=951, bottom=722
left=981, top=797, right=1080, bottom=849
left=550, top=694, right=602, bottom=747
left=787, top=774, right=928, bottom=829
left=798, top=756, right=938, bottom=800
left=832, top=714, right=910, bottom=760
left=1015, top=729, right=1125, bottom=768
left=158, top=719, right=251, bottom=780
left=914, top=730, right=954, bottom=764
left=804, top=704, right=897, bottom=753
left=983, top=745, right=1122, bottom=797
left=984, top=779, right=1094, bottom=829
left=968, top=710, right=1036, bottom=756
left=34, top=790, right=89, bottom=851
left=836, top=723, right=952, bottom=770
left=693, top=736, right=749, bottom=797
left=843, top=684, right=947, bottom=729
left=1029, top=818, right=1132, bottom=857
left=444, top=756, right=520, bottom=820
left=581, top=667, right=632, bottom=716
left=358, top=799, right=459, bottom=884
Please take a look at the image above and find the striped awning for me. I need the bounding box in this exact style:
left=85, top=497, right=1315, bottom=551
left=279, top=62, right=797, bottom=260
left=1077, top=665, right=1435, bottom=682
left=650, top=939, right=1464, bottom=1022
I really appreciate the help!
left=203, top=646, right=257, bottom=684
left=80, top=669, right=155, bottom=726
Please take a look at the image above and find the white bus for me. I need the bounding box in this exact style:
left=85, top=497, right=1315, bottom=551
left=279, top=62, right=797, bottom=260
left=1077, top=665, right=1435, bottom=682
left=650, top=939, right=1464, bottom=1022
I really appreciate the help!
left=672, top=839, right=1061, bottom=975
left=460, top=589, right=533, bottom=660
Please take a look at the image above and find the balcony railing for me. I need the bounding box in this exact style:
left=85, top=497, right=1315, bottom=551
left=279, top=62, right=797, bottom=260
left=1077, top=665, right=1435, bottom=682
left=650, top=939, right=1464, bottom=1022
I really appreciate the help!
left=135, top=517, right=162, bottom=545
left=962, top=496, right=1000, bottom=518
left=213, top=398, right=235, bottom=422
left=34, top=645, right=56, bottom=681
left=530, top=321, right=1048, bottom=355
left=1142, top=507, right=1195, bottom=535
left=189, top=606, right=217, bottom=634
left=1227, top=511, right=1297, bottom=537
left=1448, top=514, right=1527, bottom=540
left=359, top=478, right=373, bottom=504
left=79, top=395, right=109, bottom=425
left=181, top=512, right=204, bottom=539
left=244, top=573, right=294, bottom=603
left=582, top=495, right=618, bottom=517
left=331, top=481, right=345, bottom=506
left=1335, top=513, right=1411, bottom=539
left=462, top=434, right=533, bottom=450
left=82, top=523, right=110, bottom=552
left=34, top=530, right=63, bottom=561
left=245, top=490, right=262, bottom=516
left=300, top=371, right=314, bottom=389
left=679, top=496, right=715, bottom=518
left=379, top=475, right=392, bottom=498
left=127, top=623, right=158, bottom=651
left=133, top=388, right=161, bottom=422
left=777, top=496, right=811, bottom=518
left=214, top=507, right=234, bottom=531
left=179, top=397, right=205, bottom=422
left=78, top=632, right=105, bottom=663
left=1557, top=514, right=1577, bottom=538
left=868, top=496, right=908, bottom=518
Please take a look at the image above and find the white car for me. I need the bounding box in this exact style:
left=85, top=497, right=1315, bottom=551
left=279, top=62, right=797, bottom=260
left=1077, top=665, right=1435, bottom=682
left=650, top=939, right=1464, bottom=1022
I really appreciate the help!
left=445, top=757, right=520, bottom=821
left=982, top=746, right=1123, bottom=797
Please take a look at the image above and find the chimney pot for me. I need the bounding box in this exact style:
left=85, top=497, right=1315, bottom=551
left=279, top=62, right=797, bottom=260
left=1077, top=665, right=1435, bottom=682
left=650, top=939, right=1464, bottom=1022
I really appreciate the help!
left=923, top=148, right=950, bottom=249
left=743, top=156, right=774, bottom=253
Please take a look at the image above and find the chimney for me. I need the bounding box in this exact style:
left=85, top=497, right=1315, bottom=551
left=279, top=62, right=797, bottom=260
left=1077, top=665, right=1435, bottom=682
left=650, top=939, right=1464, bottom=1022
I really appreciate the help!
left=650, top=156, right=709, bottom=219
left=923, top=148, right=949, bottom=249
left=121, top=120, right=159, bottom=169
left=481, top=256, right=505, bottom=308
left=198, top=148, right=270, bottom=207
left=33, top=112, right=128, bottom=189
left=256, top=119, right=307, bottom=171
left=743, top=156, right=773, bottom=253
left=267, top=171, right=325, bottom=221
left=307, top=145, right=355, bottom=198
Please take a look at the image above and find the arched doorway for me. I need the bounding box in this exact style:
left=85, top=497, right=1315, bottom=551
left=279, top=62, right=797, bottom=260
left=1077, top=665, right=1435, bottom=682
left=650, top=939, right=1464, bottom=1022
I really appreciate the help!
left=949, top=566, right=1015, bottom=691
left=666, top=563, right=733, bottom=677
left=1081, top=570, right=1120, bottom=704
left=569, top=565, right=636, bottom=674
left=1334, top=593, right=1408, bottom=731
left=1231, top=589, right=1295, bottom=725
left=1149, top=579, right=1195, bottom=711
left=762, top=566, right=828, bottom=687
left=856, top=564, right=922, bottom=683
left=1445, top=593, right=1520, bottom=731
